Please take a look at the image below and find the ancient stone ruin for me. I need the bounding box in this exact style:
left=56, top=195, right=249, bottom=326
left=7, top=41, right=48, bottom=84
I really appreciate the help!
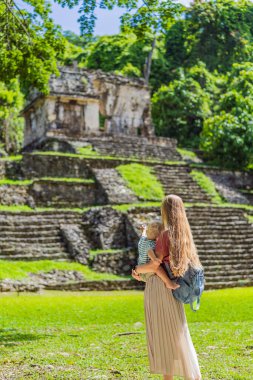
left=0, top=66, right=252, bottom=292
left=22, top=66, right=153, bottom=149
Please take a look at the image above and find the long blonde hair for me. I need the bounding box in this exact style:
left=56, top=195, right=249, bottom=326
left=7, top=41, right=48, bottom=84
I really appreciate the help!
left=161, top=194, right=202, bottom=277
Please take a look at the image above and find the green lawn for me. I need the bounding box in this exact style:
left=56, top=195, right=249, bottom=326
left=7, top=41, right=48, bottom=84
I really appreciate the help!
left=0, top=287, right=252, bottom=379
left=0, top=260, right=125, bottom=281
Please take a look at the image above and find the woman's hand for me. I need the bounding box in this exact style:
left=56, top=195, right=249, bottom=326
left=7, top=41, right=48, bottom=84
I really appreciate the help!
left=131, top=268, right=142, bottom=281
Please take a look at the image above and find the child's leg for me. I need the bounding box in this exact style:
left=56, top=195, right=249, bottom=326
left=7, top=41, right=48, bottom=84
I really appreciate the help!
left=155, top=266, right=180, bottom=290
left=135, top=261, right=159, bottom=274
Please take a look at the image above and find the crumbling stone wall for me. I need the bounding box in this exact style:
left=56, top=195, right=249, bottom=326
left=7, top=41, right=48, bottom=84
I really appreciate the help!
left=0, top=161, right=5, bottom=179
left=22, top=66, right=153, bottom=148
left=30, top=180, right=103, bottom=208
left=90, top=249, right=137, bottom=276
left=82, top=207, right=128, bottom=249
left=0, top=185, right=32, bottom=206
left=22, top=154, right=93, bottom=179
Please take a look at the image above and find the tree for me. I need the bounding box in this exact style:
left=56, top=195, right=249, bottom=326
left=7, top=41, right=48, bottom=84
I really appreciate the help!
left=201, top=62, right=253, bottom=168
left=165, top=0, right=253, bottom=73
left=0, top=80, right=24, bottom=153
left=53, top=0, right=182, bottom=83
left=0, top=0, right=65, bottom=94
left=152, top=66, right=212, bottom=147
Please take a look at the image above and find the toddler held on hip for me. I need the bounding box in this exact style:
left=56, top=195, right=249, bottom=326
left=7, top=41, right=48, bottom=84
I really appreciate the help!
left=133, top=221, right=180, bottom=290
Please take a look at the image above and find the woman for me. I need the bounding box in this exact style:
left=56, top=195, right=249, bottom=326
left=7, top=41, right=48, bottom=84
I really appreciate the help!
left=132, top=194, right=202, bottom=380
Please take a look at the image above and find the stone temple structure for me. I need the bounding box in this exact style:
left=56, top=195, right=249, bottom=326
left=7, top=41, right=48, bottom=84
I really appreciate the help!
left=22, top=66, right=153, bottom=148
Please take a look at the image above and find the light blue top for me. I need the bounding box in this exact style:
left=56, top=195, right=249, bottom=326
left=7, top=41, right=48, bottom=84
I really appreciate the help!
left=138, top=236, right=156, bottom=265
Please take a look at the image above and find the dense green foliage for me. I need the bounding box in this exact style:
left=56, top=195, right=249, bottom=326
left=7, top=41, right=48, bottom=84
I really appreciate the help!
left=165, top=0, right=253, bottom=73
left=152, top=66, right=212, bottom=146
left=0, top=288, right=252, bottom=378
left=0, top=80, right=24, bottom=153
left=0, top=1, right=65, bottom=93
left=201, top=63, right=253, bottom=168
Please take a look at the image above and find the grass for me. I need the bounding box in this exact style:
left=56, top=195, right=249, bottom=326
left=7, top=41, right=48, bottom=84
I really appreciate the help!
left=116, top=163, right=165, bottom=201
left=177, top=148, right=198, bottom=160
left=39, top=177, right=94, bottom=184
left=76, top=145, right=101, bottom=157
left=0, top=287, right=252, bottom=379
left=0, top=260, right=126, bottom=281
left=0, top=155, right=22, bottom=161
left=190, top=170, right=224, bottom=204
left=0, top=178, right=33, bottom=186
left=89, top=248, right=125, bottom=257
left=245, top=214, right=253, bottom=223
left=0, top=201, right=252, bottom=215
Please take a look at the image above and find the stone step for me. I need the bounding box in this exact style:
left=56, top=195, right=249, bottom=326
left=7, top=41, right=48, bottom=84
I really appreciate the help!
left=0, top=244, right=66, bottom=252
left=198, top=252, right=253, bottom=259
left=203, top=263, right=253, bottom=271
left=0, top=236, right=62, bottom=243
left=0, top=254, right=69, bottom=261
left=204, top=273, right=253, bottom=281
left=204, top=280, right=253, bottom=289
left=0, top=227, right=61, bottom=234
left=195, top=237, right=253, bottom=244
left=202, top=262, right=253, bottom=269
left=0, top=218, right=82, bottom=226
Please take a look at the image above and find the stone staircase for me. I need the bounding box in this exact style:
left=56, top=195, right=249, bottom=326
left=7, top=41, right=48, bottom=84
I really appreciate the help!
left=0, top=212, right=82, bottom=261
left=127, top=206, right=253, bottom=289
left=54, top=135, right=182, bottom=161
left=153, top=165, right=211, bottom=203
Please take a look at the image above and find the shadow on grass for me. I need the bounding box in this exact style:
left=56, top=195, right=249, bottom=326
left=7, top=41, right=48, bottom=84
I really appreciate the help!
left=0, top=328, right=52, bottom=347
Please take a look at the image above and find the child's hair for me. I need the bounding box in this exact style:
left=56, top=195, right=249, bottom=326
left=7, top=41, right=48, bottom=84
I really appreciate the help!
left=161, top=194, right=202, bottom=277
left=146, top=221, right=163, bottom=240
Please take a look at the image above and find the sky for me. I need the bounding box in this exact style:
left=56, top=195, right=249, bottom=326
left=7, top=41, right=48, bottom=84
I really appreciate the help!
left=16, top=0, right=191, bottom=36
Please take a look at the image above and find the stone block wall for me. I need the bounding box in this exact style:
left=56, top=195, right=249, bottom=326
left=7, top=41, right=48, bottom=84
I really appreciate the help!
left=90, top=249, right=137, bottom=276
left=0, top=161, right=5, bottom=179
left=30, top=180, right=102, bottom=208
left=0, top=185, right=32, bottom=206
left=82, top=207, right=128, bottom=249
left=85, top=135, right=180, bottom=161
left=22, top=154, right=93, bottom=179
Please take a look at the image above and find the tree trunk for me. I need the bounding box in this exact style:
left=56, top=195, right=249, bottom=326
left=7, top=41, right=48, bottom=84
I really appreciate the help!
left=144, top=37, right=156, bottom=85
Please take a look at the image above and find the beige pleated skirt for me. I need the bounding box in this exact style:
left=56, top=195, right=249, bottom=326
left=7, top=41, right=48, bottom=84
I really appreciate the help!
left=144, top=274, right=201, bottom=379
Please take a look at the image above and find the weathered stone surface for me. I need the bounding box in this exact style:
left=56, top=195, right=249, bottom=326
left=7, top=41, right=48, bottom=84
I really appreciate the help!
left=202, top=168, right=253, bottom=190
left=0, top=279, right=41, bottom=292
left=0, top=185, right=32, bottom=206
left=45, top=279, right=144, bottom=291
left=204, top=170, right=252, bottom=204
left=90, top=249, right=137, bottom=276
left=30, top=180, right=100, bottom=208
left=60, top=224, right=89, bottom=264
left=22, top=66, right=153, bottom=148
left=0, top=161, right=5, bottom=179
left=29, top=269, right=85, bottom=286
left=92, top=168, right=138, bottom=204
left=22, top=153, right=93, bottom=178
left=82, top=135, right=180, bottom=161
left=82, top=207, right=127, bottom=249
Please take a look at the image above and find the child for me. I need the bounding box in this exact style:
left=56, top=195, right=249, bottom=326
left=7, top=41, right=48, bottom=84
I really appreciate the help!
left=134, top=221, right=180, bottom=289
